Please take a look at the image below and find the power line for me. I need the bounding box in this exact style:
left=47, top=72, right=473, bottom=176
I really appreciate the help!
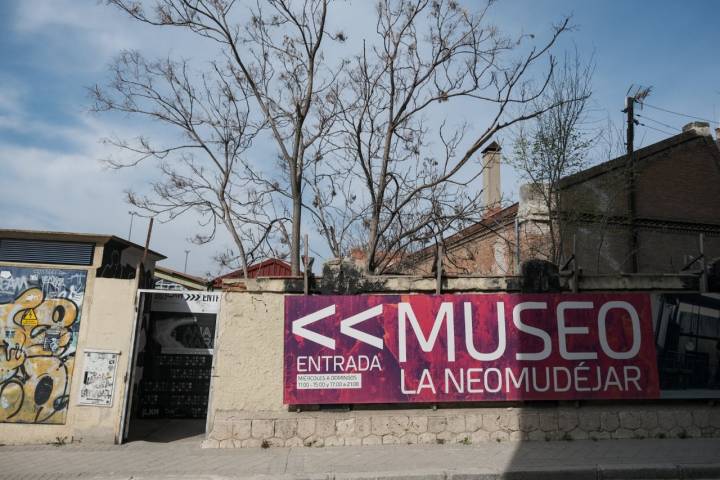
left=635, top=113, right=681, bottom=132
left=642, top=102, right=720, bottom=125
left=635, top=121, right=676, bottom=137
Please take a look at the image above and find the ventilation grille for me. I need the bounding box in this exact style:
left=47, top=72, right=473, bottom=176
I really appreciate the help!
left=0, top=239, right=95, bottom=266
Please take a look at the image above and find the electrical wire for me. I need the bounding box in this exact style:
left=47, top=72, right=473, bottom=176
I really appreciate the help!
left=642, top=102, right=720, bottom=125
left=635, top=121, right=677, bottom=137
left=635, top=114, right=681, bottom=132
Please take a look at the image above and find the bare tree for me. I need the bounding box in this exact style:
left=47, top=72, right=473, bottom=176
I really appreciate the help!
left=321, top=0, right=572, bottom=273
left=99, top=0, right=345, bottom=275
left=510, top=49, right=595, bottom=265
left=91, top=52, right=285, bottom=277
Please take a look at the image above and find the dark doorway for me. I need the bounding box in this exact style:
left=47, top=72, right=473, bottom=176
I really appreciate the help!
left=124, top=291, right=221, bottom=443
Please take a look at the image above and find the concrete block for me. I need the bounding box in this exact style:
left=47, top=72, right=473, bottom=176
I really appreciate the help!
left=304, top=435, right=324, bottom=447
left=519, top=413, right=540, bottom=432
left=527, top=429, right=549, bottom=442
left=336, top=418, right=356, bottom=436
left=324, top=435, right=345, bottom=446
left=558, top=411, right=578, bottom=431
left=242, top=438, right=263, bottom=448
left=692, top=409, right=710, bottom=428
left=400, top=433, right=418, bottom=444
left=362, top=434, right=381, bottom=445
left=355, top=416, right=372, bottom=437
left=499, top=413, right=520, bottom=431
left=578, top=411, right=600, bottom=431
left=618, top=411, right=642, bottom=430
left=482, top=414, right=501, bottom=432
left=232, top=419, right=252, bottom=440
left=428, top=416, right=447, bottom=433
left=275, top=419, right=298, bottom=439
left=509, top=430, right=523, bottom=441
left=345, top=436, right=362, bottom=446
left=657, top=411, right=677, bottom=429
left=315, top=417, right=336, bottom=437
left=211, top=421, right=233, bottom=441
left=382, top=434, right=401, bottom=445
left=447, top=414, right=466, bottom=433
left=465, top=413, right=483, bottom=432
left=611, top=428, right=635, bottom=439
left=268, top=437, right=285, bottom=447
left=407, top=416, right=428, bottom=434
left=676, top=411, right=693, bottom=428
left=490, top=430, right=509, bottom=442
left=371, top=416, right=391, bottom=436
left=710, top=410, right=720, bottom=428
left=640, top=411, right=658, bottom=430
left=539, top=414, right=558, bottom=432
left=389, top=415, right=409, bottom=435
left=251, top=419, right=274, bottom=438
left=297, top=418, right=316, bottom=439
left=285, top=436, right=304, bottom=447
left=568, top=428, right=588, bottom=440
left=471, top=430, right=490, bottom=443
left=600, top=412, right=619, bottom=432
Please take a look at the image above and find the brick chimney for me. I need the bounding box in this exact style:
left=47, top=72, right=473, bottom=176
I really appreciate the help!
left=682, top=121, right=711, bottom=136
left=482, top=141, right=502, bottom=210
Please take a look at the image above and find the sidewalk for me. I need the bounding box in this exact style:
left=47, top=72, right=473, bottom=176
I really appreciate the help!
left=2, top=436, right=720, bottom=480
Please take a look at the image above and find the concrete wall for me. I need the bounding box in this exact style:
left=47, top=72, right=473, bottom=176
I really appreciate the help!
left=208, top=291, right=286, bottom=415
left=0, top=256, right=138, bottom=445
left=206, top=404, right=720, bottom=448
left=204, top=282, right=719, bottom=448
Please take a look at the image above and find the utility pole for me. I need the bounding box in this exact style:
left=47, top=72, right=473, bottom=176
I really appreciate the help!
left=624, top=96, right=639, bottom=273
left=184, top=250, right=190, bottom=273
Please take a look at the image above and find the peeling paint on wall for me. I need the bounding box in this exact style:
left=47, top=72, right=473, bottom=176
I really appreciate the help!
left=0, top=267, right=87, bottom=424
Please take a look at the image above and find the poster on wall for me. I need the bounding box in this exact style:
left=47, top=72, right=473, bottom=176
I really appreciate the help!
left=78, top=350, right=120, bottom=407
left=284, top=293, right=660, bottom=405
left=0, top=267, right=87, bottom=423
left=149, top=292, right=220, bottom=354
left=653, top=293, right=720, bottom=398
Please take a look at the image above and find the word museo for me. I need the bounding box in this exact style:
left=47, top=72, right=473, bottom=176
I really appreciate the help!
left=292, top=300, right=642, bottom=361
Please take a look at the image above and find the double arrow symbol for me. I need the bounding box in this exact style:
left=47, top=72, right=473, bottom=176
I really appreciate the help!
left=292, top=305, right=384, bottom=350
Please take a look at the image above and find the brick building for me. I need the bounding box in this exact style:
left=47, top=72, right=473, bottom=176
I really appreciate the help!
left=401, top=122, right=720, bottom=276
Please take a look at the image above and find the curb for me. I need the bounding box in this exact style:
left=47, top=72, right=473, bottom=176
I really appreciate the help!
left=17, top=463, right=720, bottom=480
left=241, top=463, right=720, bottom=480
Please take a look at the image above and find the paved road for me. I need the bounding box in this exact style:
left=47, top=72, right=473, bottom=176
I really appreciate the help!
left=2, top=435, right=720, bottom=479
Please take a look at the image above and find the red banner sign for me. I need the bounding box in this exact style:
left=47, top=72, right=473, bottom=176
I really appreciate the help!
left=284, top=293, right=660, bottom=404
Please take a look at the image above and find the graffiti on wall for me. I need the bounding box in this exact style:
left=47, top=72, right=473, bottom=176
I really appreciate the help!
left=0, top=267, right=87, bottom=424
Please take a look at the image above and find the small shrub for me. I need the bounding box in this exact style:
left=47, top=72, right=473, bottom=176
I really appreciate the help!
left=458, top=437, right=471, bottom=445
left=677, top=429, right=688, bottom=439
left=260, top=440, right=270, bottom=449
left=436, top=438, right=445, bottom=445
left=561, top=432, right=573, bottom=442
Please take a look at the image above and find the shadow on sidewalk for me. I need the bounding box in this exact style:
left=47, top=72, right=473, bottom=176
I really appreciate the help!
left=126, top=418, right=206, bottom=444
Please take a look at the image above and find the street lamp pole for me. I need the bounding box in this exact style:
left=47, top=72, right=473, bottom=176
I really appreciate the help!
left=128, top=212, right=138, bottom=241
left=184, top=250, right=190, bottom=273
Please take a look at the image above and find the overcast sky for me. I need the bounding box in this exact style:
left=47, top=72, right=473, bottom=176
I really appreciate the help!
left=1, top=0, right=719, bottom=277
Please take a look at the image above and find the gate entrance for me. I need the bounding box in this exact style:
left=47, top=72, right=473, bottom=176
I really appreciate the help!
left=122, top=290, right=220, bottom=443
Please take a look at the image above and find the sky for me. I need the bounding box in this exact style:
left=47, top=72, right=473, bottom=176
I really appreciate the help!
left=1, top=0, right=719, bottom=277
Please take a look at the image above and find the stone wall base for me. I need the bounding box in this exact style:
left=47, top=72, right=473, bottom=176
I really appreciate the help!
left=203, top=404, right=720, bottom=448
